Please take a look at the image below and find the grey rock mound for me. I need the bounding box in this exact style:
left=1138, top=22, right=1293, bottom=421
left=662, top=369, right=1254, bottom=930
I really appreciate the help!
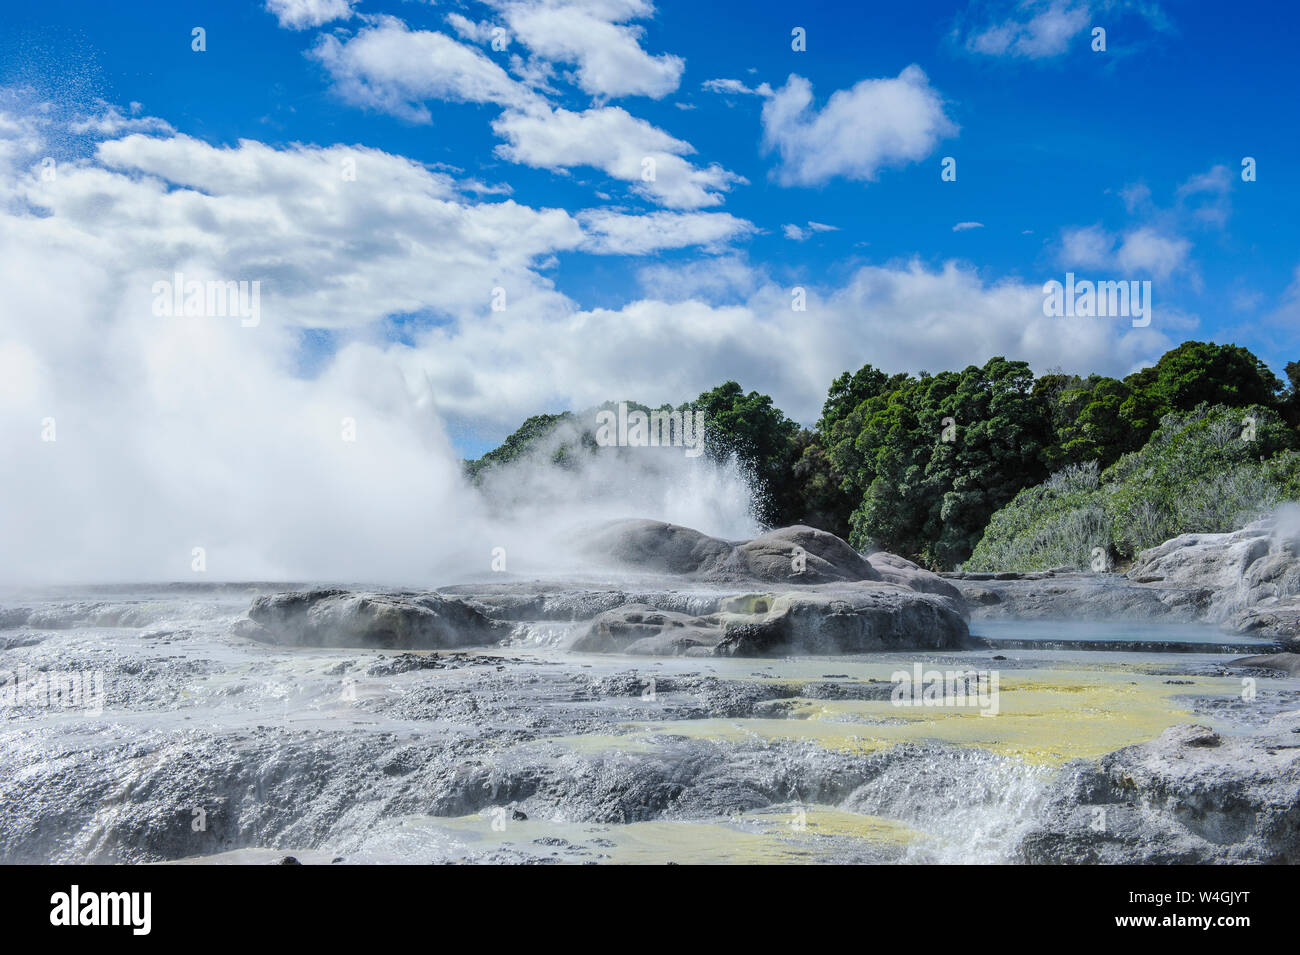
left=1230, top=605, right=1300, bottom=647
left=557, top=520, right=969, bottom=655
left=734, top=525, right=880, bottom=583
left=236, top=523, right=969, bottom=657
left=952, top=514, right=1300, bottom=636
left=868, top=551, right=962, bottom=603
left=571, top=587, right=969, bottom=657
left=1018, top=721, right=1300, bottom=864
left=1126, top=517, right=1300, bottom=638
left=245, top=589, right=501, bottom=649
left=585, top=520, right=883, bottom=584
left=713, top=589, right=968, bottom=656
left=574, top=604, right=720, bottom=655
left=583, top=519, right=735, bottom=576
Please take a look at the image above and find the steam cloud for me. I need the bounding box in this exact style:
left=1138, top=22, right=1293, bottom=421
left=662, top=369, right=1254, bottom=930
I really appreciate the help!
left=0, top=97, right=758, bottom=585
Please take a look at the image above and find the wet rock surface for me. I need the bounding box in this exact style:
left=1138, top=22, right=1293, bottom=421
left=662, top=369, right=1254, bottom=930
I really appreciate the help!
left=948, top=572, right=1212, bottom=622
left=1017, top=721, right=1300, bottom=864
left=246, top=590, right=504, bottom=649
left=582, top=520, right=882, bottom=584
left=237, top=522, right=970, bottom=657
left=4, top=518, right=1300, bottom=865
left=1, top=584, right=1298, bottom=864
left=568, top=588, right=970, bottom=656
left=948, top=517, right=1300, bottom=644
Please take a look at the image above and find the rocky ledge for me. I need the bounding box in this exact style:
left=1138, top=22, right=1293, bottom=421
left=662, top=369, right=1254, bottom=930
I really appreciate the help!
left=1018, top=720, right=1300, bottom=864
left=232, top=521, right=971, bottom=656
left=948, top=516, right=1300, bottom=652
left=238, top=590, right=505, bottom=649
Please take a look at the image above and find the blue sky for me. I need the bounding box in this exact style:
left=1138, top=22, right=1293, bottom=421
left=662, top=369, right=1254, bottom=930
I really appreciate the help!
left=3, top=0, right=1299, bottom=459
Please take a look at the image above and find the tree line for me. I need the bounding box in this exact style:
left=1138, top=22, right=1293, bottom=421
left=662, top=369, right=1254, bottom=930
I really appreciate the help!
left=468, top=341, right=1300, bottom=570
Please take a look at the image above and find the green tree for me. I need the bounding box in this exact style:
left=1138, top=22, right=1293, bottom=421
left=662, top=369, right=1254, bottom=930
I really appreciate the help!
left=835, top=358, right=1051, bottom=568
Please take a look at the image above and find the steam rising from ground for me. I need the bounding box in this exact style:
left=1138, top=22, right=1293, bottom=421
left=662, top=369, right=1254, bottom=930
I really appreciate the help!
left=1270, top=502, right=1300, bottom=546
left=471, top=416, right=762, bottom=578
left=0, top=292, right=759, bottom=585
left=0, top=97, right=758, bottom=585
left=0, top=255, right=759, bottom=583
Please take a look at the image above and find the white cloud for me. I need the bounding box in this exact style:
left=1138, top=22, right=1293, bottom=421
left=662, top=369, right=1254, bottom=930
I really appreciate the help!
left=635, top=254, right=762, bottom=302
left=445, top=13, right=501, bottom=45
left=1059, top=224, right=1114, bottom=266
left=579, top=209, right=755, bottom=254
left=82, top=131, right=584, bottom=326
left=310, top=17, right=542, bottom=122
left=1116, top=226, right=1191, bottom=279
left=393, top=260, right=1176, bottom=433
left=783, top=221, right=838, bottom=241
left=1175, top=163, right=1232, bottom=227
left=1058, top=223, right=1189, bottom=279
left=310, top=17, right=737, bottom=208
left=760, top=67, right=957, bottom=186
left=958, top=0, right=1170, bottom=60
left=953, top=221, right=984, bottom=231
left=265, top=0, right=357, bottom=30
left=1120, top=182, right=1152, bottom=213
left=493, top=103, right=744, bottom=208
left=702, top=78, right=762, bottom=96
left=962, top=0, right=1091, bottom=58
left=67, top=103, right=174, bottom=138
left=493, top=0, right=683, bottom=99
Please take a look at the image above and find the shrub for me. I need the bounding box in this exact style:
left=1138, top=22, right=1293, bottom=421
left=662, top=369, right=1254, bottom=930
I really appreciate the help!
left=965, top=404, right=1300, bottom=571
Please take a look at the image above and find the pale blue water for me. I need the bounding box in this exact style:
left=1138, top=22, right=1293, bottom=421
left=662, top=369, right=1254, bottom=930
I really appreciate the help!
left=971, top=618, right=1278, bottom=652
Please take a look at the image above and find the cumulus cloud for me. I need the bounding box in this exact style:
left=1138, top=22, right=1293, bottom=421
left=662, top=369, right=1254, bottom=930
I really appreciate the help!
left=87, top=132, right=583, bottom=325
left=760, top=67, right=957, bottom=186
left=310, top=17, right=542, bottom=122
left=265, top=0, right=357, bottom=30
left=1059, top=223, right=1189, bottom=279
left=493, top=103, right=744, bottom=208
left=1116, top=226, right=1191, bottom=279
left=310, top=17, right=739, bottom=208
left=389, top=260, right=1176, bottom=437
left=492, top=0, right=684, bottom=99
left=578, top=209, right=755, bottom=254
